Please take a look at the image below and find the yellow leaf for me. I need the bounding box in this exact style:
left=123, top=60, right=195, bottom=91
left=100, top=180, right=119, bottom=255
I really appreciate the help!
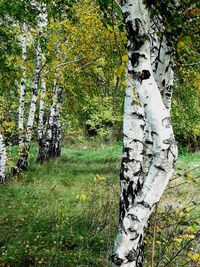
left=116, top=65, right=125, bottom=77
left=184, top=206, right=191, bottom=213
left=181, top=234, right=195, bottom=239
left=156, top=226, right=161, bottom=233
left=186, top=226, right=196, bottom=233
left=131, top=99, right=142, bottom=107
left=188, top=252, right=200, bottom=261
left=80, top=193, right=86, bottom=202
left=173, top=237, right=182, bottom=243
left=132, top=87, right=136, bottom=96
left=179, top=211, right=185, bottom=218
left=4, top=121, right=14, bottom=127
left=121, top=80, right=128, bottom=88
left=177, top=41, right=185, bottom=48
left=94, top=174, right=106, bottom=182
left=122, top=54, right=128, bottom=62
left=186, top=173, right=193, bottom=179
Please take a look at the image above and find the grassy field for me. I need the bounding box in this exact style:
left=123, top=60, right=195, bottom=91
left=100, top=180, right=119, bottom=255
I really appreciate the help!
left=0, top=141, right=199, bottom=267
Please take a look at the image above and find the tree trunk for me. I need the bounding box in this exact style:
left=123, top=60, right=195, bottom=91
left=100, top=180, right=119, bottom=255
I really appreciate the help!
left=38, top=76, right=46, bottom=141
left=16, top=42, right=42, bottom=173
left=0, top=133, right=6, bottom=184
left=18, top=22, right=27, bottom=148
left=15, top=2, right=47, bottom=173
left=36, top=81, right=57, bottom=163
left=53, top=84, right=62, bottom=157
left=112, top=1, right=178, bottom=266
left=36, top=82, right=62, bottom=163
left=150, top=21, right=174, bottom=113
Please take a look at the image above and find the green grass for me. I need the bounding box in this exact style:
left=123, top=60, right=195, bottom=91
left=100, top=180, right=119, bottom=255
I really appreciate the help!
left=0, top=142, right=199, bottom=267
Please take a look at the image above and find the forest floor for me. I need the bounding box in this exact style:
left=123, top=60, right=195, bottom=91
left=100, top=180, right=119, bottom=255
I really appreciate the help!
left=0, top=141, right=199, bottom=267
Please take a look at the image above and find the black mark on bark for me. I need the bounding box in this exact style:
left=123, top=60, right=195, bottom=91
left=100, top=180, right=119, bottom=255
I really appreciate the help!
left=111, top=253, right=124, bottom=265
left=126, top=248, right=137, bottom=262
left=139, top=70, right=151, bottom=82
left=155, top=165, right=166, bottom=172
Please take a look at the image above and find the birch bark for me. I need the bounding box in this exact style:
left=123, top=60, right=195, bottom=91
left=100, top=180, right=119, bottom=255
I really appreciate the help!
left=18, top=22, right=27, bottom=148
left=36, top=81, right=62, bottom=163
left=150, top=20, right=174, bottom=113
left=112, top=1, right=178, bottom=266
left=16, top=42, right=42, bottom=172
left=36, top=81, right=57, bottom=163
left=0, top=133, right=6, bottom=184
left=15, top=2, right=47, bottom=173
left=53, top=84, right=62, bottom=157
left=38, top=76, right=46, bottom=141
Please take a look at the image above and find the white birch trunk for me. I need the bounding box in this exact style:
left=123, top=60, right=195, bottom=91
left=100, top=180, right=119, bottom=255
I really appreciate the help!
left=37, top=1, right=48, bottom=141
left=119, top=70, right=145, bottom=223
left=38, top=76, right=46, bottom=140
left=18, top=22, right=27, bottom=148
left=0, top=133, right=6, bottom=184
left=36, top=81, right=62, bottom=163
left=26, top=0, right=47, bottom=145
left=112, top=1, right=178, bottom=266
left=47, top=80, right=57, bottom=144
left=25, top=43, right=42, bottom=144
left=16, top=3, right=47, bottom=172
left=16, top=42, right=42, bottom=172
left=53, top=85, right=62, bottom=157
left=150, top=22, right=174, bottom=113
left=36, top=81, right=57, bottom=163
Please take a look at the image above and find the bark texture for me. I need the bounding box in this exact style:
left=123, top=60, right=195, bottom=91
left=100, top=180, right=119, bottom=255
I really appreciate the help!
left=18, top=22, right=27, bottom=148
left=0, top=133, right=6, bottom=184
left=36, top=82, right=62, bottom=163
left=16, top=42, right=42, bottom=173
left=16, top=3, right=47, bottom=174
left=38, top=76, right=46, bottom=140
left=112, top=1, right=178, bottom=266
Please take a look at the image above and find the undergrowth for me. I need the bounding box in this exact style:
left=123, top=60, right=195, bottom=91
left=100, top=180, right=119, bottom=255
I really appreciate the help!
left=0, top=142, right=199, bottom=266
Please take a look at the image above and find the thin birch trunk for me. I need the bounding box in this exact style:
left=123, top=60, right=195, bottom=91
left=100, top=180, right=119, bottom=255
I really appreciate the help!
left=18, top=22, right=27, bottom=148
left=112, top=1, right=178, bottom=266
left=37, top=80, right=57, bottom=163
left=0, top=133, right=6, bottom=184
left=36, top=82, right=62, bottom=163
left=16, top=2, right=47, bottom=173
left=16, top=42, right=42, bottom=172
left=47, top=81, right=58, bottom=158
left=38, top=76, right=46, bottom=140
left=143, top=20, right=174, bottom=185
left=25, top=43, right=42, bottom=143
left=53, top=85, right=62, bottom=157
left=150, top=21, right=174, bottom=113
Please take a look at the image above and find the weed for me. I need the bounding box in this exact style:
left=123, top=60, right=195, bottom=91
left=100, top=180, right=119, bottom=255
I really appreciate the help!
left=0, top=143, right=199, bottom=266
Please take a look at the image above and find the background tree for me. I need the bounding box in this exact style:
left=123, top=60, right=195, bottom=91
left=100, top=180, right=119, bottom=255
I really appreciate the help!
left=0, top=133, right=6, bottom=184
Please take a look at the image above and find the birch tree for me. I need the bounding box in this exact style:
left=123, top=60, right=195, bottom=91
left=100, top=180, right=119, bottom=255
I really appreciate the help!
left=36, top=80, right=62, bottom=163
left=16, top=41, right=42, bottom=172
left=35, top=3, right=65, bottom=164
left=112, top=1, right=178, bottom=266
left=16, top=2, right=47, bottom=173
left=18, top=22, right=27, bottom=148
left=53, top=84, right=62, bottom=157
left=0, top=133, right=6, bottom=184
left=37, top=76, right=46, bottom=142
